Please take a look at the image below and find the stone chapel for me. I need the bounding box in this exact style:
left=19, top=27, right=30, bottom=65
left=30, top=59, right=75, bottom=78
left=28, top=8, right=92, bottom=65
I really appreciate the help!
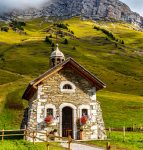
left=22, top=44, right=106, bottom=141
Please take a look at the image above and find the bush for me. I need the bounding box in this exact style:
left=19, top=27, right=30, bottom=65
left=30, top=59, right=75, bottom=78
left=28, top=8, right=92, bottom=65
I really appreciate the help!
left=5, top=89, right=24, bottom=110
left=121, top=40, right=124, bottom=44
left=70, top=30, right=74, bottom=34
left=51, top=43, right=55, bottom=47
left=45, top=36, right=55, bottom=48
left=94, top=26, right=117, bottom=41
left=9, top=20, right=26, bottom=31
left=45, top=36, right=52, bottom=44
left=54, top=23, right=68, bottom=29
left=72, top=46, right=76, bottom=50
left=115, top=43, right=118, bottom=47
left=1, top=26, right=9, bottom=32
left=105, top=37, right=108, bottom=40
left=94, top=26, right=100, bottom=30
left=49, top=34, right=53, bottom=38
left=62, top=38, right=68, bottom=44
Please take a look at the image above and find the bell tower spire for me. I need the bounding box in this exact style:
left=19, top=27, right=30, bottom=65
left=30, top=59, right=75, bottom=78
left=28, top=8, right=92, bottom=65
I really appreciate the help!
left=50, top=44, right=65, bottom=68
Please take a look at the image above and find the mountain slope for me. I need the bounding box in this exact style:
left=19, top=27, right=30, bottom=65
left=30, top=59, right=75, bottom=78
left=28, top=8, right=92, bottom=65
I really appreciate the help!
left=0, top=18, right=143, bottom=129
left=1, top=0, right=143, bottom=27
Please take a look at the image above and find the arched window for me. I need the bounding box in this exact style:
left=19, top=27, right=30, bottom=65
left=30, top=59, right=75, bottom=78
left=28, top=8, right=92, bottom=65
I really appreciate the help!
left=60, top=81, right=76, bottom=93
left=52, top=58, right=55, bottom=66
left=57, top=58, right=61, bottom=64
left=63, top=84, right=72, bottom=89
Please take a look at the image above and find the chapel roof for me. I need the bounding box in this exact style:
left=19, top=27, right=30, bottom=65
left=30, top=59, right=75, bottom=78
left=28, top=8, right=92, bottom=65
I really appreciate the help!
left=22, top=57, right=106, bottom=100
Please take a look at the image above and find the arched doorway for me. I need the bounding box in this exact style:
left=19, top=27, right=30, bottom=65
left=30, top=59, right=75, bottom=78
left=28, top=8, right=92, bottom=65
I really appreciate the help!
left=62, top=106, right=73, bottom=137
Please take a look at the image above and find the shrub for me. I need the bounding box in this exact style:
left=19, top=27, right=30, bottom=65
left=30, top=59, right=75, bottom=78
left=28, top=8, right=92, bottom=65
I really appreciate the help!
left=105, top=37, right=108, bottom=40
left=49, top=34, right=53, bottom=38
left=17, top=26, right=24, bottom=31
left=1, top=26, right=9, bottom=32
left=9, top=20, right=26, bottom=31
left=62, top=38, right=68, bottom=44
left=94, top=26, right=100, bottom=30
left=54, top=23, right=68, bottom=29
left=115, top=43, right=118, bottom=47
left=94, top=26, right=117, bottom=41
left=45, top=36, right=52, bottom=44
left=70, top=30, right=74, bottom=34
left=72, top=46, right=76, bottom=50
left=121, top=40, right=124, bottom=44
left=51, top=43, right=55, bottom=47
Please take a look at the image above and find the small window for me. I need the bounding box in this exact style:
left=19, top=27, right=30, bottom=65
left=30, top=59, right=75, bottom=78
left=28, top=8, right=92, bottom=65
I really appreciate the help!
left=52, top=58, right=55, bottom=66
left=63, top=84, right=72, bottom=89
left=82, top=109, right=88, bottom=116
left=60, top=81, right=76, bottom=93
left=47, top=108, right=53, bottom=116
left=57, top=58, right=61, bottom=64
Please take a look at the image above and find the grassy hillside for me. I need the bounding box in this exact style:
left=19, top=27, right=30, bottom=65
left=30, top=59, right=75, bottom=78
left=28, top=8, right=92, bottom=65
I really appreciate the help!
left=86, top=131, right=143, bottom=150
left=0, top=17, right=143, bottom=129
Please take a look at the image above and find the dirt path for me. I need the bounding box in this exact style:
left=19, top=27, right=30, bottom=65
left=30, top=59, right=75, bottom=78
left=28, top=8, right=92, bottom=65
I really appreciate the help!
left=61, top=142, right=104, bottom=150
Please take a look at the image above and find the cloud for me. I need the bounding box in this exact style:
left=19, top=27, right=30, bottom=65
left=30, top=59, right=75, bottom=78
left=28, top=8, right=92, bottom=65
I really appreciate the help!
left=0, top=0, right=142, bottom=17
left=0, top=0, right=50, bottom=14
left=120, top=0, right=143, bottom=16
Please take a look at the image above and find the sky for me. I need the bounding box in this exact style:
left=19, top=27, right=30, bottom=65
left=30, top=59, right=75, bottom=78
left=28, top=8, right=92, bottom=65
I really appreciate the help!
left=120, top=0, right=143, bottom=16
left=0, top=0, right=50, bottom=13
left=0, top=0, right=142, bottom=16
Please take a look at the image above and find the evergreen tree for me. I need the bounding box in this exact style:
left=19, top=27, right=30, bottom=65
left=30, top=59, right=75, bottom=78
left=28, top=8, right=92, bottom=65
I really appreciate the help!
left=63, top=38, right=68, bottom=44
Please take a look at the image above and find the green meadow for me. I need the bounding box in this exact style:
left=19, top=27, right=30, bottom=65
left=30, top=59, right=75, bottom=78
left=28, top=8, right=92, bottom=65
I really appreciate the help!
left=0, top=17, right=143, bottom=131
left=0, top=140, right=64, bottom=150
left=85, top=131, right=143, bottom=150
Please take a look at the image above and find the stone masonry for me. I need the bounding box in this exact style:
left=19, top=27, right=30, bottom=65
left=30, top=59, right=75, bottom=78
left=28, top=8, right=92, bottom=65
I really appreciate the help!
left=26, top=67, right=106, bottom=141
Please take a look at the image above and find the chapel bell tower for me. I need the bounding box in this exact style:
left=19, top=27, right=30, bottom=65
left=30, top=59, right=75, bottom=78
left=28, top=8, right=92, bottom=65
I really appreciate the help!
left=50, top=44, right=65, bottom=68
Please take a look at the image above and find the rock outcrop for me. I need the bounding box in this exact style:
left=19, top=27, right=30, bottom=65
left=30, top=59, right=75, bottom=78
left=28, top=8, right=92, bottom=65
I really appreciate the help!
left=1, top=0, right=143, bottom=27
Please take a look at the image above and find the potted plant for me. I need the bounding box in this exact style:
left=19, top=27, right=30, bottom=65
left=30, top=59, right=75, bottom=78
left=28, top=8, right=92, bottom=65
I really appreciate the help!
left=53, top=129, right=59, bottom=141
left=80, top=115, right=88, bottom=125
left=44, top=115, right=54, bottom=125
left=79, top=126, right=83, bottom=140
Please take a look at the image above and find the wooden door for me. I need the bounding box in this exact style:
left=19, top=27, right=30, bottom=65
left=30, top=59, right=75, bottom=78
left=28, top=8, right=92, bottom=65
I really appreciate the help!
left=62, top=107, right=73, bottom=137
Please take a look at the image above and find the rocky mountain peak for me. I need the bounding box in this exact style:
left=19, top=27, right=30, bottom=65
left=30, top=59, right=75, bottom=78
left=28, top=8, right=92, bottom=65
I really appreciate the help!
left=1, top=0, right=143, bottom=27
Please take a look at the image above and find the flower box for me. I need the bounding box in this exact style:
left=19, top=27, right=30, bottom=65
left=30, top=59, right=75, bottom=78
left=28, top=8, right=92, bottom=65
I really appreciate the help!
left=44, top=115, right=54, bottom=125
left=80, top=116, right=88, bottom=125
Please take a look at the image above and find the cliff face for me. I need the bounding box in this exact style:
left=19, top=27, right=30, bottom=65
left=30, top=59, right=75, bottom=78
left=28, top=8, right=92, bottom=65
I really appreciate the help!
left=1, top=0, right=143, bottom=27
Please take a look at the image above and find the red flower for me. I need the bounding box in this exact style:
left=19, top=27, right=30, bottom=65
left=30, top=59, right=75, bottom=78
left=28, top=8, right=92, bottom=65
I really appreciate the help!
left=45, top=115, right=53, bottom=124
left=80, top=116, right=88, bottom=125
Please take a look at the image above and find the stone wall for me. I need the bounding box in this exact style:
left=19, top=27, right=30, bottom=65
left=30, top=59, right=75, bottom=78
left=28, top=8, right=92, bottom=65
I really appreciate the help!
left=26, top=67, right=106, bottom=141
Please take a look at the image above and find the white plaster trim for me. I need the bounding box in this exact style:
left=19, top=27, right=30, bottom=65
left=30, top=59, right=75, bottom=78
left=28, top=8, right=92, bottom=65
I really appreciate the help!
left=44, top=104, right=56, bottom=118
left=37, top=103, right=57, bottom=125
left=59, top=103, right=77, bottom=139
left=88, top=87, right=96, bottom=101
left=60, top=81, right=76, bottom=93
left=37, top=85, right=43, bottom=99
left=78, top=105, right=90, bottom=118
left=90, top=103, right=97, bottom=110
